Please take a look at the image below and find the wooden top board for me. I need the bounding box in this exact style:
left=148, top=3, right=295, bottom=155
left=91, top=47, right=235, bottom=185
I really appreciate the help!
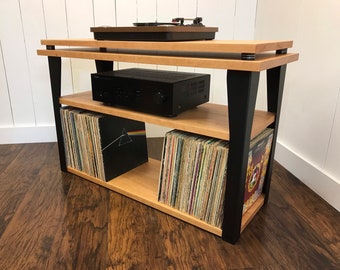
left=37, top=39, right=298, bottom=72
left=40, top=39, right=293, bottom=54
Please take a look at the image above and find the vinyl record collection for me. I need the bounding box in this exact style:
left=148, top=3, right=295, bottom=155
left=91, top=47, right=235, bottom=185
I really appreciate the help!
left=158, top=130, right=229, bottom=228
left=158, top=128, right=274, bottom=228
left=61, top=107, right=104, bottom=178
left=60, top=103, right=273, bottom=226
left=60, top=106, right=148, bottom=181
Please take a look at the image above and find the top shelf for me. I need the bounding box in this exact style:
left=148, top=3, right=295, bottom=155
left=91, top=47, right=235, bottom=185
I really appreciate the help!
left=37, top=39, right=299, bottom=72
left=40, top=39, right=293, bottom=54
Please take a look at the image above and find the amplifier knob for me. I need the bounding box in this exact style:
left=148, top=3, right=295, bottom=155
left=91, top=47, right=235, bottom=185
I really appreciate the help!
left=154, top=91, right=167, bottom=104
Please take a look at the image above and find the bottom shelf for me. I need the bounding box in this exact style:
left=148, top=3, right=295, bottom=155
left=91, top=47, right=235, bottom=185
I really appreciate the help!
left=67, top=158, right=265, bottom=236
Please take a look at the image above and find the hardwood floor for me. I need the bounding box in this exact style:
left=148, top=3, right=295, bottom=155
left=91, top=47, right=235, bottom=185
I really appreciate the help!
left=0, top=140, right=339, bottom=269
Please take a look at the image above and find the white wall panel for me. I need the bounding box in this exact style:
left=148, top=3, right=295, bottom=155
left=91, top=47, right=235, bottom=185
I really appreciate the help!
left=116, top=0, right=137, bottom=26
left=93, top=0, right=116, bottom=26
left=255, top=0, right=340, bottom=209
left=68, top=58, right=95, bottom=93
left=65, top=0, right=96, bottom=92
left=276, top=0, right=339, bottom=167
left=178, top=0, right=198, bottom=18
left=65, top=0, right=94, bottom=38
left=20, top=0, right=54, bottom=125
left=325, top=89, right=340, bottom=181
left=156, top=1, right=179, bottom=22
left=137, top=0, right=156, bottom=22
left=233, top=0, right=257, bottom=39
left=43, top=0, right=69, bottom=38
left=43, top=0, right=74, bottom=96
left=197, top=0, right=235, bottom=40
left=209, top=69, right=228, bottom=105
left=0, top=0, right=36, bottom=126
left=0, top=41, right=13, bottom=126
left=254, top=0, right=301, bottom=41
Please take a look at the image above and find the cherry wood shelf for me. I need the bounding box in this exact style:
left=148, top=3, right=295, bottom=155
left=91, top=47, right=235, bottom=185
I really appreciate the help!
left=39, top=39, right=293, bottom=54
left=37, top=39, right=298, bottom=72
left=60, top=91, right=275, bottom=141
left=37, top=38, right=298, bottom=244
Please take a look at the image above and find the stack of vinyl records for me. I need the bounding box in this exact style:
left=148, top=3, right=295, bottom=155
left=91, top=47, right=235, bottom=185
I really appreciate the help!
left=60, top=106, right=148, bottom=181
left=158, top=130, right=229, bottom=228
left=158, top=128, right=274, bottom=228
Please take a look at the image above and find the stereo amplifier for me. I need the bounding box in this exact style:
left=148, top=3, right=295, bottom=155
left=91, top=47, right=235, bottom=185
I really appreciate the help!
left=91, top=68, right=210, bottom=117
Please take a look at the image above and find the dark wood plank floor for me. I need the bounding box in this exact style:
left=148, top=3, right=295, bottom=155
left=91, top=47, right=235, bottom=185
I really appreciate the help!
left=0, top=140, right=339, bottom=269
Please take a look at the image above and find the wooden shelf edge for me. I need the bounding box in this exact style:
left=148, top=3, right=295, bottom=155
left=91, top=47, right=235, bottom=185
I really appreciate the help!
left=60, top=91, right=275, bottom=141
left=40, top=39, right=294, bottom=54
left=241, top=194, right=265, bottom=232
left=37, top=48, right=298, bottom=72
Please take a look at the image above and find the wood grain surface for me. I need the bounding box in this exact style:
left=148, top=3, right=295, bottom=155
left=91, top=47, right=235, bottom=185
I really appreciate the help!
left=39, top=39, right=293, bottom=54
left=0, top=140, right=339, bottom=269
left=37, top=39, right=299, bottom=72
left=60, top=91, right=275, bottom=141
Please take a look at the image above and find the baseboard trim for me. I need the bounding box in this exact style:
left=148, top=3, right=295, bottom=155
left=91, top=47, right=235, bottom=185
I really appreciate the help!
left=275, top=141, right=340, bottom=212
left=0, top=125, right=57, bottom=144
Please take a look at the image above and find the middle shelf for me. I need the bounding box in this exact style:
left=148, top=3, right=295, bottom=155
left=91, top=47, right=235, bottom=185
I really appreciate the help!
left=60, top=91, right=275, bottom=141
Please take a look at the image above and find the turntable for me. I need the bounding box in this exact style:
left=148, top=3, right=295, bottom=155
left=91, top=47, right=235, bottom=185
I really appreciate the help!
left=91, top=17, right=218, bottom=41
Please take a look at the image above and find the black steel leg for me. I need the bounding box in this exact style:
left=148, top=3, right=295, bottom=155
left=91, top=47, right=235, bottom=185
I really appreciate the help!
left=48, top=46, right=113, bottom=171
left=95, top=48, right=113, bottom=72
left=222, top=70, right=260, bottom=244
left=47, top=54, right=66, bottom=171
left=95, top=60, right=113, bottom=73
left=262, top=65, right=287, bottom=203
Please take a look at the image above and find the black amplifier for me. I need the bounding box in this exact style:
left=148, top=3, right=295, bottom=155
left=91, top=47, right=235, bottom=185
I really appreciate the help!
left=91, top=68, right=210, bottom=117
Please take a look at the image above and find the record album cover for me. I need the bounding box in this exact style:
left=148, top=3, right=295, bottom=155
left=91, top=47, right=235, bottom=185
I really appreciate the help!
left=60, top=107, right=148, bottom=181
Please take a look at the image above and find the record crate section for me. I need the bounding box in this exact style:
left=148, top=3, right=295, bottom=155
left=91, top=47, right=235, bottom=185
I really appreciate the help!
left=158, top=128, right=274, bottom=227
left=60, top=106, right=148, bottom=181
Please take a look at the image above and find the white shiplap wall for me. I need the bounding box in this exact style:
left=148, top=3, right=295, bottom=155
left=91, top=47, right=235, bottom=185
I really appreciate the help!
left=255, top=0, right=340, bottom=211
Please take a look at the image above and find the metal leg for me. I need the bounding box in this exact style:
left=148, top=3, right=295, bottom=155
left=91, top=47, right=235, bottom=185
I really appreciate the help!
left=263, top=64, right=287, bottom=203
left=95, top=48, right=113, bottom=72
left=222, top=70, right=260, bottom=244
left=95, top=60, right=113, bottom=73
left=48, top=46, right=113, bottom=171
left=47, top=54, right=66, bottom=171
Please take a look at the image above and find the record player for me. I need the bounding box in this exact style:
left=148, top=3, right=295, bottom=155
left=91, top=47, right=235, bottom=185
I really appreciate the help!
left=91, top=17, right=218, bottom=41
